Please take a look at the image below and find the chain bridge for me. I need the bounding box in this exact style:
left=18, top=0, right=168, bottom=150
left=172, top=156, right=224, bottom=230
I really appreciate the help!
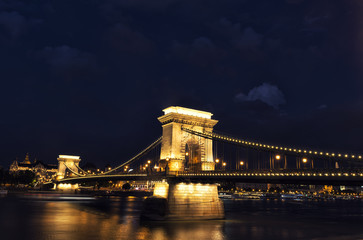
left=56, top=106, right=362, bottom=186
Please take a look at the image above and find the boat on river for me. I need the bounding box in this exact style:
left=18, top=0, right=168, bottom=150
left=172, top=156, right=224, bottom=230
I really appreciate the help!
left=0, top=189, right=8, bottom=195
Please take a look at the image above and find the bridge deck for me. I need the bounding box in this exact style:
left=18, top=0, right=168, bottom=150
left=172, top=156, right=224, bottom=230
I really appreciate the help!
left=58, top=170, right=363, bottom=186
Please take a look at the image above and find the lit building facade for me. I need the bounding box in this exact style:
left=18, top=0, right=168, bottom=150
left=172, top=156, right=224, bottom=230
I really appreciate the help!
left=9, top=153, right=58, bottom=183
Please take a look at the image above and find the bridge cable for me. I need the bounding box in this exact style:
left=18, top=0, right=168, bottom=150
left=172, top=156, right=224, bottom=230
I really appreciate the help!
left=181, top=126, right=363, bottom=162
left=63, top=163, right=86, bottom=177
left=74, top=164, right=90, bottom=175
left=100, top=136, right=163, bottom=175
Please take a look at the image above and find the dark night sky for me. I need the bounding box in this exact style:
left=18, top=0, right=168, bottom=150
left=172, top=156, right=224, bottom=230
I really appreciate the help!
left=1, top=0, right=363, bottom=168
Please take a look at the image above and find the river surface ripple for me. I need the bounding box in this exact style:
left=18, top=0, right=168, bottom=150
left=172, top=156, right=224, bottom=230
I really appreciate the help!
left=0, top=194, right=362, bottom=240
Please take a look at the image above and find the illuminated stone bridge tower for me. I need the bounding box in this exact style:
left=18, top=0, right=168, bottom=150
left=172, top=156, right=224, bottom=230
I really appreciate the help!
left=57, top=155, right=81, bottom=180
left=158, top=106, right=218, bottom=172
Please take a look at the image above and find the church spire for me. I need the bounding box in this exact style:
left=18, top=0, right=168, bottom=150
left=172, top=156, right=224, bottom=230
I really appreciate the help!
left=22, top=153, right=31, bottom=164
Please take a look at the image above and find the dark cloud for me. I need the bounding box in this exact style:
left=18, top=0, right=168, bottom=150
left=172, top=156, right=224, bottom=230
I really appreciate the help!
left=106, top=23, right=155, bottom=55
left=211, top=19, right=264, bottom=49
left=235, top=83, right=286, bottom=109
left=234, top=27, right=263, bottom=48
left=0, top=11, right=26, bottom=37
left=36, top=45, right=96, bottom=70
left=171, top=37, right=227, bottom=70
left=107, top=0, right=182, bottom=10
left=285, top=0, right=304, bottom=4
left=317, top=104, right=327, bottom=109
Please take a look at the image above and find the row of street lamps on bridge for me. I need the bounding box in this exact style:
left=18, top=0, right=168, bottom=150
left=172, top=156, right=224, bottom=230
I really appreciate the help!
left=274, top=154, right=313, bottom=169
left=119, top=154, right=314, bottom=174
left=215, top=154, right=313, bottom=171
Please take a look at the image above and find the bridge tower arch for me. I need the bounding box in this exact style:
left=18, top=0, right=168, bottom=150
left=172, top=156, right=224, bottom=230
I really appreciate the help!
left=158, top=106, right=218, bottom=172
left=57, top=155, right=81, bottom=180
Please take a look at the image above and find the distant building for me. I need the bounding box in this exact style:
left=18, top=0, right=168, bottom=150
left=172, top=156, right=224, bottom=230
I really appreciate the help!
left=9, top=153, right=58, bottom=183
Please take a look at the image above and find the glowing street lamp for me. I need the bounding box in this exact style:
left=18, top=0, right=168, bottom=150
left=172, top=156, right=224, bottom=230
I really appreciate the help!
left=147, top=160, right=151, bottom=164
left=240, top=161, right=244, bottom=165
left=185, top=152, right=189, bottom=156
left=275, top=155, right=281, bottom=160
left=215, top=158, right=220, bottom=163
left=302, top=158, right=308, bottom=163
left=222, top=162, right=226, bottom=167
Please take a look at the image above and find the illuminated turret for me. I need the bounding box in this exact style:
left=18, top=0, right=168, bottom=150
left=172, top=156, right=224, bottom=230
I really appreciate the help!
left=21, top=153, right=31, bottom=164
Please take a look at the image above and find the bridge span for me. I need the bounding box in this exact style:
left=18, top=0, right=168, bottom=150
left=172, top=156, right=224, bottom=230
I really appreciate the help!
left=58, top=169, right=362, bottom=186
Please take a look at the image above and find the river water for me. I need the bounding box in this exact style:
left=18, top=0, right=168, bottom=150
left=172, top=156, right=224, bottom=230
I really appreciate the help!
left=0, top=193, right=362, bottom=240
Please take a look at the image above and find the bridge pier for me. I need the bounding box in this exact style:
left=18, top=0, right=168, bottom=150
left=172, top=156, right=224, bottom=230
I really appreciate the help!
left=142, top=181, right=224, bottom=220
left=55, top=183, right=79, bottom=191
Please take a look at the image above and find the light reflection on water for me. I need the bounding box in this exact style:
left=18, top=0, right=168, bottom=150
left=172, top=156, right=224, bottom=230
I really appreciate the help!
left=0, top=194, right=362, bottom=240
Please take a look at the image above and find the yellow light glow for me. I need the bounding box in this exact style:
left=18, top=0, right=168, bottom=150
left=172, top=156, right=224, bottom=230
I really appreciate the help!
left=153, top=182, right=169, bottom=198
left=222, top=162, right=226, bottom=166
left=58, top=155, right=80, bottom=160
left=163, top=106, right=213, bottom=119
left=185, top=152, right=189, bottom=156
left=275, top=155, right=281, bottom=160
left=240, top=161, right=244, bottom=165
left=215, top=159, right=219, bottom=163
left=302, top=158, right=308, bottom=163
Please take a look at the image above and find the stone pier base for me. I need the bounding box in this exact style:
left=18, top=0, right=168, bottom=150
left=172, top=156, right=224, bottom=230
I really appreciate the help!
left=56, top=183, right=79, bottom=191
left=142, top=182, right=224, bottom=220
